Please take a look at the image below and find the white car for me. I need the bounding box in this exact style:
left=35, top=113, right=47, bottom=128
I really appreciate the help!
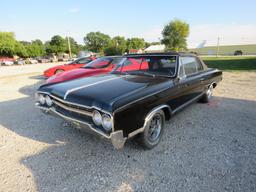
left=3, top=61, right=14, bottom=66
left=29, top=59, right=38, bottom=64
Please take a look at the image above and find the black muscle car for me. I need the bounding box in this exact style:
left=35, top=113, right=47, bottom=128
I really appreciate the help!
left=35, top=52, right=222, bottom=149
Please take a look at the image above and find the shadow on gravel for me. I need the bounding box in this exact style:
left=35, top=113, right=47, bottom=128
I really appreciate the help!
left=0, top=81, right=256, bottom=191
left=29, top=75, right=46, bottom=80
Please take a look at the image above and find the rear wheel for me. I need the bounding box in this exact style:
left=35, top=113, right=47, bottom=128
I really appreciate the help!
left=139, top=110, right=165, bottom=149
left=200, top=84, right=214, bottom=103
left=55, top=69, right=64, bottom=75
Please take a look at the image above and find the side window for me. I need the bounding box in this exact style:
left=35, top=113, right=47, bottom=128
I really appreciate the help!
left=195, top=58, right=204, bottom=71
left=77, top=58, right=90, bottom=64
left=178, top=58, right=185, bottom=78
left=180, top=57, right=198, bottom=75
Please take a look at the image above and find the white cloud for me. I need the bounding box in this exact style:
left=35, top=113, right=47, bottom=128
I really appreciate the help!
left=68, top=8, right=79, bottom=13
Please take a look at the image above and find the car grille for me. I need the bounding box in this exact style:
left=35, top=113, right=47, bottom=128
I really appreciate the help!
left=49, top=96, right=110, bottom=135
left=50, top=97, right=93, bottom=123
left=53, top=100, right=93, bottom=117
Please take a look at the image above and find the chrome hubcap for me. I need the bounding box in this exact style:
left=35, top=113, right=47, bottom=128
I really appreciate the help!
left=207, top=85, right=213, bottom=99
left=148, top=114, right=162, bottom=142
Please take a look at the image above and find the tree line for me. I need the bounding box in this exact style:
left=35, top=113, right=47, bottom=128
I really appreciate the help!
left=0, top=19, right=189, bottom=58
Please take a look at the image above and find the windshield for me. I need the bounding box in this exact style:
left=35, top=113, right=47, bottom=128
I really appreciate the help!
left=69, top=57, right=91, bottom=65
left=82, top=57, right=122, bottom=69
left=112, top=56, right=177, bottom=77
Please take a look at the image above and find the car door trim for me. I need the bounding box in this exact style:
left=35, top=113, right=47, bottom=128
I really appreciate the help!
left=172, top=92, right=204, bottom=115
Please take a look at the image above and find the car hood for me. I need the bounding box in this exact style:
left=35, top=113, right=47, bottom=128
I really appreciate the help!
left=39, top=74, right=172, bottom=112
left=47, top=68, right=109, bottom=83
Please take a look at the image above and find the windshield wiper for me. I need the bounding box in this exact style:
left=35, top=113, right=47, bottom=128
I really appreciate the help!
left=83, top=66, right=96, bottom=69
left=128, top=71, right=156, bottom=77
left=111, top=71, right=129, bottom=75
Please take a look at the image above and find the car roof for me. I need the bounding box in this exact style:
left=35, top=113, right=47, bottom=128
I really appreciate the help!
left=124, top=51, right=197, bottom=57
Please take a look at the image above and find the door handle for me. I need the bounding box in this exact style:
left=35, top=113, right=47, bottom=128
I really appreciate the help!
left=200, top=78, right=205, bottom=82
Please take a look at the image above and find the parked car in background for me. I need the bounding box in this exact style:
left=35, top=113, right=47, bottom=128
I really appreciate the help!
left=46, top=56, right=123, bottom=84
left=57, top=53, right=70, bottom=62
left=28, top=58, right=38, bottom=64
left=234, top=50, right=243, bottom=56
left=37, top=57, right=51, bottom=63
left=36, top=52, right=222, bottom=149
left=16, top=59, right=25, bottom=65
left=43, top=56, right=95, bottom=78
left=0, top=57, right=15, bottom=66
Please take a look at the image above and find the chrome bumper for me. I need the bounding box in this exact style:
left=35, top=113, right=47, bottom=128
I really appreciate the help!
left=36, top=104, right=126, bottom=149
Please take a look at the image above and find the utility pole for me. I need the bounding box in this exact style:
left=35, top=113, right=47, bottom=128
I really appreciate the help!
left=67, top=35, right=72, bottom=59
left=216, top=37, right=220, bottom=57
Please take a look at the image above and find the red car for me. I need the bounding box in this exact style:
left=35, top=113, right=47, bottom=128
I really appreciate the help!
left=46, top=56, right=123, bottom=84
left=43, top=57, right=95, bottom=78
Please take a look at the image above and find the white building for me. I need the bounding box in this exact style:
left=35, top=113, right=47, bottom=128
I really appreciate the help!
left=144, top=45, right=165, bottom=53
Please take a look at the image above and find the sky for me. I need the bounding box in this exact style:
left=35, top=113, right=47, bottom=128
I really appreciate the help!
left=1, top=0, right=256, bottom=48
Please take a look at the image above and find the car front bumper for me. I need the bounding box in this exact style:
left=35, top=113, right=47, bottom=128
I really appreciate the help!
left=36, top=104, right=127, bottom=149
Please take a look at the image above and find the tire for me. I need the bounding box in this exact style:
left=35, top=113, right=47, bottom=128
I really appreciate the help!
left=55, top=69, right=64, bottom=75
left=200, top=84, right=214, bottom=103
left=139, top=110, right=165, bottom=149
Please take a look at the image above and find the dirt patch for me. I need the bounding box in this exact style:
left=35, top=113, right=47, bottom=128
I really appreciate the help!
left=0, top=66, right=256, bottom=192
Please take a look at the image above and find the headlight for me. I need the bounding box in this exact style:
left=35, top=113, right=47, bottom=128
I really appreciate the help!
left=92, top=110, right=102, bottom=126
left=45, top=95, right=53, bottom=106
left=102, top=114, right=112, bottom=131
left=38, top=94, right=46, bottom=105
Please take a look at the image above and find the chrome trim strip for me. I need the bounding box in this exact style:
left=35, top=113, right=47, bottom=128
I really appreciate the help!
left=36, top=105, right=111, bottom=139
left=144, top=104, right=171, bottom=123
left=63, top=76, right=123, bottom=99
left=53, top=100, right=93, bottom=117
left=172, top=93, right=204, bottom=114
left=35, top=103, right=50, bottom=111
left=128, top=127, right=144, bottom=138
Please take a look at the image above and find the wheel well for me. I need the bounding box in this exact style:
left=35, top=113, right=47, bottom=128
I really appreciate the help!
left=144, top=105, right=171, bottom=126
left=162, top=107, right=171, bottom=121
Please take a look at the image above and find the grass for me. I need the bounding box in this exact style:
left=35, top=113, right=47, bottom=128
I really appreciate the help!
left=202, top=56, right=256, bottom=71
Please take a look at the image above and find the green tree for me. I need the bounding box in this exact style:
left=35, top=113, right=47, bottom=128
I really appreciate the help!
left=0, top=32, right=29, bottom=57
left=0, top=32, right=17, bottom=57
left=47, top=35, right=66, bottom=54
left=104, top=36, right=127, bottom=55
left=84, top=32, right=111, bottom=53
left=65, top=37, right=80, bottom=55
left=26, top=39, right=45, bottom=57
left=161, top=19, right=189, bottom=51
left=126, top=38, right=145, bottom=51
left=15, top=42, right=28, bottom=57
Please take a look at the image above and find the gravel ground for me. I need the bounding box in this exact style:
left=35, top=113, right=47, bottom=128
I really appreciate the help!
left=0, top=64, right=256, bottom=192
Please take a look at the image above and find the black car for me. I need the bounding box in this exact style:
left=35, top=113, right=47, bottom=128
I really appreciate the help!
left=35, top=52, right=222, bottom=149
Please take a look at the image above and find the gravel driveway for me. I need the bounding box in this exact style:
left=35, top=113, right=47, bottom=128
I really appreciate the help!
left=0, top=64, right=256, bottom=192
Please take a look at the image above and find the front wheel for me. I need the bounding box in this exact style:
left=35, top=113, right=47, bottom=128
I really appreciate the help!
left=200, top=84, right=214, bottom=103
left=139, top=110, right=165, bottom=149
